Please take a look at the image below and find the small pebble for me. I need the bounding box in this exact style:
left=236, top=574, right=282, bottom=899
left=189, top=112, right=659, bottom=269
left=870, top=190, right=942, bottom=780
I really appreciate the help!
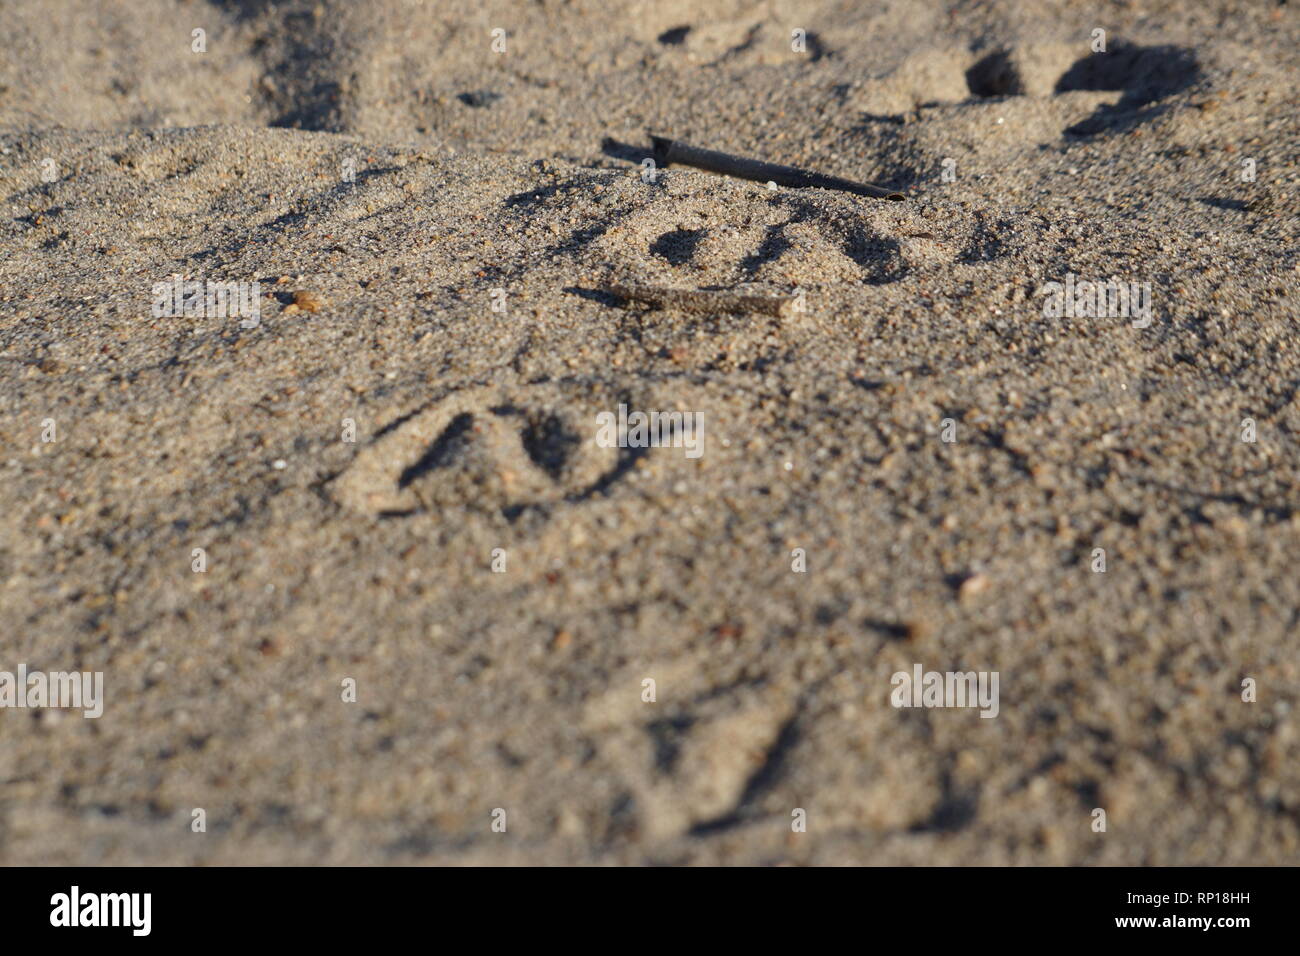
left=958, top=573, right=990, bottom=601
left=293, top=290, right=327, bottom=313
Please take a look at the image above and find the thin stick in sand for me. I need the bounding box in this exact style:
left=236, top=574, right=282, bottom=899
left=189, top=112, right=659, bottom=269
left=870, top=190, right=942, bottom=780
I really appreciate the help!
left=650, top=135, right=905, bottom=201
left=606, top=281, right=797, bottom=317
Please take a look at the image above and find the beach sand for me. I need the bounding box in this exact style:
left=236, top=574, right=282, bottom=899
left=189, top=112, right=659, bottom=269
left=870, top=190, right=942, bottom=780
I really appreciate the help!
left=0, top=0, right=1297, bottom=864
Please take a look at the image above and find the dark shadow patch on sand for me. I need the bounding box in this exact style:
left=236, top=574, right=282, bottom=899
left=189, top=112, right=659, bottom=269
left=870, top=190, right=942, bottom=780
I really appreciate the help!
left=909, top=770, right=980, bottom=833
left=260, top=17, right=348, bottom=132
left=647, top=716, right=696, bottom=773
left=1056, top=42, right=1200, bottom=137
left=205, top=0, right=283, bottom=22
left=458, top=90, right=502, bottom=108
left=651, top=227, right=707, bottom=266
left=802, top=31, right=831, bottom=63
left=518, top=410, right=582, bottom=481
left=575, top=441, right=647, bottom=501
left=865, top=618, right=913, bottom=640
left=1199, top=196, right=1248, bottom=212
left=688, top=712, right=802, bottom=836
left=841, top=228, right=909, bottom=285
left=269, top=72, right=345, bottom=134
left=740, top=222, right=795, bottom=275
left=1125, top=474, right=1296, bottom=524
left=849, top=375, right=888, bottom=392
left=563, top=285, right=622, bottom=306
left=966, top=49, right=1022, bottom=98
left=395, top=412, right=474, bottom=489
left=571, top=387, right=649, bottom=500
left=546, top=223, right=609, bottom=257
left=1056, top=42, right=1199, bottom=103
left=600, top=137, right=653, bottom=165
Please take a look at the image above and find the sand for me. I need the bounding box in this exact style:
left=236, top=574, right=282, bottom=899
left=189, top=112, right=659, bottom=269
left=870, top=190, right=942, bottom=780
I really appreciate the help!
left=0, top=0, right=1297, bottom=865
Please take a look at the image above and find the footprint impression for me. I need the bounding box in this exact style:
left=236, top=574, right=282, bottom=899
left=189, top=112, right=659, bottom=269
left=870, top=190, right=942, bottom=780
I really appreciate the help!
left=594, top=192, right=909, bottom=289
left=331, top=384, right=622, bottom=518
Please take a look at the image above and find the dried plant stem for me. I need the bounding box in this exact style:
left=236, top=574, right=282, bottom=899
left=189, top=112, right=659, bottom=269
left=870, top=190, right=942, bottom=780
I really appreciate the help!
left=606, top=281, right=797, bottom=317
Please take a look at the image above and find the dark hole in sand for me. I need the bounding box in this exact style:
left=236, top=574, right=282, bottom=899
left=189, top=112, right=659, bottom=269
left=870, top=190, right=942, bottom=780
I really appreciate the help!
left=966, top=49, right=1022, bottom=98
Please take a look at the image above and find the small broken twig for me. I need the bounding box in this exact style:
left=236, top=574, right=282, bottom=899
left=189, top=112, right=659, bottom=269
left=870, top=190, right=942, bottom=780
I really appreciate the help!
left=606, top=281, right=796, bottom=317
left=650, top=135, right=904, bottom=201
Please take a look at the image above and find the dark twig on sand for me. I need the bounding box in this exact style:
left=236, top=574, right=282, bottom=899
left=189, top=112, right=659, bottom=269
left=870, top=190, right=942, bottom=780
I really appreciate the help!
left=649, top=135, right=905, bottom=201
left=606, top=281, right=797, bottom=317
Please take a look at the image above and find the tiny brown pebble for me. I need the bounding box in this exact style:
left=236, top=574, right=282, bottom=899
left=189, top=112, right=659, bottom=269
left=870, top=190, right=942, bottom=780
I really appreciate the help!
left=258, top=639, right=279, bottom=657
left=293, top=290, right=327, bottom=313
left=282, top=303, right=301, bottom=314
left=903, top=618, right=930, bottom=642
left=958, top=573, right=990, bottom=600
left=551, top=630, right=572, bottom=650
left=37, top=357, right=65, bottom=374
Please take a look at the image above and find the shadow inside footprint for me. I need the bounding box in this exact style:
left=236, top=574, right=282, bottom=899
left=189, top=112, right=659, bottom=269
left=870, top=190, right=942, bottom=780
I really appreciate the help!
left=651, top=228, right=707, bottom=266
left=397, top=413, right=475, bottom=488
left=517, top=411, right=582, bottom=481
left=740, top=223, right=794, bottom=275
left=842, top=228, right=908, bottom=285
left=1056, top=41, right=1200, bottom=136
left=966, top=49, right=1022, bottom=98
